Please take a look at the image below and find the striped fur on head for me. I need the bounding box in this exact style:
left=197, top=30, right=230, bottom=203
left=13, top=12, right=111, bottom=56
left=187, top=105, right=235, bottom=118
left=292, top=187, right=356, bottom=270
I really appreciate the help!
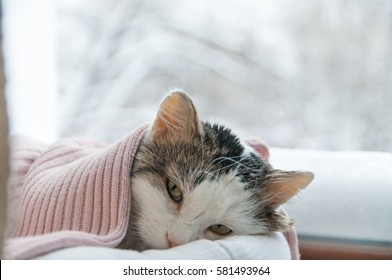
left=119, top=91, right=313, bottom=250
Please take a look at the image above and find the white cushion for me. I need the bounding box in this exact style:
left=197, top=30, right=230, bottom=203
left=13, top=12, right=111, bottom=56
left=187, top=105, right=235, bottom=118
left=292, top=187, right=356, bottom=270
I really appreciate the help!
left=35, top=233, right=291, bottom=260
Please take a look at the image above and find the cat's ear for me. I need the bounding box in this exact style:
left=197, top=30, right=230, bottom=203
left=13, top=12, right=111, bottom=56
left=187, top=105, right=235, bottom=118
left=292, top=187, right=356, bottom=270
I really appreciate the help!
left=150, top=90, right=202, bottom=142
left=260, top=170, right=314, bottom=207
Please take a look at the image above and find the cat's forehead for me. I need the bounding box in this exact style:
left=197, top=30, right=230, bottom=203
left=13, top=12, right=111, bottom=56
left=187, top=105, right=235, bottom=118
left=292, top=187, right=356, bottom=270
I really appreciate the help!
left=136, top=121, right=270, bottom=191
left=201, top=122, right=244, bottom=156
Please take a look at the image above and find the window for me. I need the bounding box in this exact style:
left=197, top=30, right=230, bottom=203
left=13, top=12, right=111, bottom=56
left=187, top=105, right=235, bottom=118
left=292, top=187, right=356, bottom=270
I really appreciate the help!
left=3, top=0, right=392, bottom=259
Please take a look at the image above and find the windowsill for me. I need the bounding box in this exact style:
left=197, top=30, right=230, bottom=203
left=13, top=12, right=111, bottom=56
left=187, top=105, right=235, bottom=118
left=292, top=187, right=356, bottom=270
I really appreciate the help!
left=298, top=234, right=392, bottom=260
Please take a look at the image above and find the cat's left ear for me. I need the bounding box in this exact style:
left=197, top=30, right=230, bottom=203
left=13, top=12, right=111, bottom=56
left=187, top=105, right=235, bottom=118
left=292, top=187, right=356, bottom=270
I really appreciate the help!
left=150, top=90, right=202, bottom=142
left=260, top=169, right=314, bottom=207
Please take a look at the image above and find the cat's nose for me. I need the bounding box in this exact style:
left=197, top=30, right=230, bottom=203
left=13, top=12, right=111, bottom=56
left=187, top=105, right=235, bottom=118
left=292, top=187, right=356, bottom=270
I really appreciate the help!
left=168, top=238, right=178, bottom=248
left=166, top=233, right=179, bottom=248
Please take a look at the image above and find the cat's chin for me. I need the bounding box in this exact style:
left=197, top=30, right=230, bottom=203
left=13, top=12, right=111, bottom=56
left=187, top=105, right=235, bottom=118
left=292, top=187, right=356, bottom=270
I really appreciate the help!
left=124, top=240, right=171, bottom=251
left=118, top=237, right=157, bottom=251
left=141, top=237, right=172, bottom=250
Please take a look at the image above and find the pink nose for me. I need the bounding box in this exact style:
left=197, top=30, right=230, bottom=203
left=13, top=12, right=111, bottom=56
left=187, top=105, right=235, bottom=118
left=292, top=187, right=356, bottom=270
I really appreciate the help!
left=167, top=234, right=179, bottom=248
left=168, top=238, right=178, bottom=248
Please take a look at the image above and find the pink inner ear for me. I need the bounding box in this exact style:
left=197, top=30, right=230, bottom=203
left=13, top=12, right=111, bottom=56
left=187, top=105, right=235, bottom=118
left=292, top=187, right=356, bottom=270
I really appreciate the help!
left=244, top=138, right=270, bottom=161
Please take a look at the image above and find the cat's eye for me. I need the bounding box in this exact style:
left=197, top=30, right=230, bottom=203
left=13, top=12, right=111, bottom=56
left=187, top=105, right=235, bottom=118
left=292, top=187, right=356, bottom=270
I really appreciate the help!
left=208, top=224, right=232, bottom=235
left=166, top=179, right=182, bottom=203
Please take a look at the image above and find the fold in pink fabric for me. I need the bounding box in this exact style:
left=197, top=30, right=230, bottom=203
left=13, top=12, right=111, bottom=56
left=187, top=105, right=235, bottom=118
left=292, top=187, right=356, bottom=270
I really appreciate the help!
left=4, top=127, right=299, bottom=259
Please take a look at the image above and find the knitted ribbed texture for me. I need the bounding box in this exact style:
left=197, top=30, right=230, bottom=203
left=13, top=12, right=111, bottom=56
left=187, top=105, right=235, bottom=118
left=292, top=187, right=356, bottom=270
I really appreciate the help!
left=5, top=124, right=148, bottom=259
left=4, top=126, right=299, bottom=260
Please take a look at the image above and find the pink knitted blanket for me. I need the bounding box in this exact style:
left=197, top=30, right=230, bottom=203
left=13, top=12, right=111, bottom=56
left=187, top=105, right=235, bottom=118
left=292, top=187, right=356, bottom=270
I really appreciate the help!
left=4, top=125, right=299, bottom=259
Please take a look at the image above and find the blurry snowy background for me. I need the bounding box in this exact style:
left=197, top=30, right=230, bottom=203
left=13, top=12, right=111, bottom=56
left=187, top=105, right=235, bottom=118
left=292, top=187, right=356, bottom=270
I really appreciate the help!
left=3, top=0, right=392, bottom=247
left=4, top=0, right=392, bottom=152
left=57, top=0, right=392, bottom=152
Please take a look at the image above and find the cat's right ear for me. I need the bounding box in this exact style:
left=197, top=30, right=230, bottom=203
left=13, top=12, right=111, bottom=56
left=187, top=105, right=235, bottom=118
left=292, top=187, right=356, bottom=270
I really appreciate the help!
left=149, top=91, right=202, bottom=143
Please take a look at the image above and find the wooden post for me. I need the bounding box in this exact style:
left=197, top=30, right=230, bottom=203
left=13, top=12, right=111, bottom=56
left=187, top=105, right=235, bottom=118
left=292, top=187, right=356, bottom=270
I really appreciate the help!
left=0, top=6, right=9, bottom=258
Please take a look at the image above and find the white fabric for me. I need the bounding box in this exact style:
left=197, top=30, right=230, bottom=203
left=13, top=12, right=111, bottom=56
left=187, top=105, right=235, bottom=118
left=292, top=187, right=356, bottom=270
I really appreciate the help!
left=35, top=233, right=291, bottom=260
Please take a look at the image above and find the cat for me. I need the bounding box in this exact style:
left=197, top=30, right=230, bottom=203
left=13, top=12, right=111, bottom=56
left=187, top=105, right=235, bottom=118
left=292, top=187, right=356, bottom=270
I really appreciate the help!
left=119, top=91, right=314, bottom=251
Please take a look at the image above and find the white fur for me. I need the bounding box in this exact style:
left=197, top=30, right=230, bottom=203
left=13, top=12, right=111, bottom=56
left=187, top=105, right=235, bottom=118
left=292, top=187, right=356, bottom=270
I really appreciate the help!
left=131, top=170, right=268, bottom=249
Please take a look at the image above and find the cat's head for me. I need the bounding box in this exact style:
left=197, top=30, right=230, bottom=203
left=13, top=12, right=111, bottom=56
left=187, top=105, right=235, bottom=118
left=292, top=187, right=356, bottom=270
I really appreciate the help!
left=130, top=91, right=314, bottom=250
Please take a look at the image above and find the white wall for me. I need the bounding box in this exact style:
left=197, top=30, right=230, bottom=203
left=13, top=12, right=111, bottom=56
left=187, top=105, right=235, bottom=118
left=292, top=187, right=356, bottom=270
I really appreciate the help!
left=3, top=0, right=59, bottom=144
